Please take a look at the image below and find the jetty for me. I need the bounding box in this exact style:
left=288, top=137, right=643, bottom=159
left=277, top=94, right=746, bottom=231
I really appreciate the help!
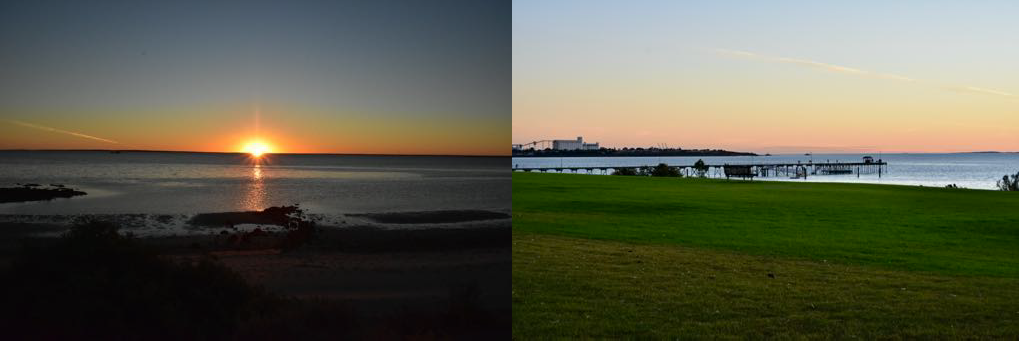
left=512, top=160, right=887, bottom=179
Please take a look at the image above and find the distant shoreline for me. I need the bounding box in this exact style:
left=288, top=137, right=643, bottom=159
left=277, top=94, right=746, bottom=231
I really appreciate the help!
left=512, top=149, right=757, bottom=158
left=509, top=151, right=1019, bottom=157
left=0, top=149, right=509, bottom=158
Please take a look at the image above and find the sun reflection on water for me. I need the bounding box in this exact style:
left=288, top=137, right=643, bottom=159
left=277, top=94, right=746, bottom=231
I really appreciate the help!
left=244, top=164, right=267, bottom=211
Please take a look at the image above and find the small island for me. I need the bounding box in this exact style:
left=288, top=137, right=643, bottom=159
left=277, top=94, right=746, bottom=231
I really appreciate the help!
left=512, top=147, right=757, bottom=157
left=0, top=184, right=87, bottom=203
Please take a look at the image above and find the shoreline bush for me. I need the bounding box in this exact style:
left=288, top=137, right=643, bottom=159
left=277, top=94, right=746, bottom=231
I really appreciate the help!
left=999, top=172, right=1018, bottom=191
left=613, top=163, right=681, bottom=177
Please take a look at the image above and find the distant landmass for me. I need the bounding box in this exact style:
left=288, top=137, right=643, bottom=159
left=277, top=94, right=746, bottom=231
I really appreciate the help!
left=949, top=151, right=1019, bottom=154
left=0, top=149, right=505, bottom=158
left=967, top=151, right=1019, bottom=154
left=512, top=147, right=757, bottom=157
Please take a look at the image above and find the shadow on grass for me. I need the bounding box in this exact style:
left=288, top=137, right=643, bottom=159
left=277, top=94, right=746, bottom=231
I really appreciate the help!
left=0, top=218, right=506, bottom=339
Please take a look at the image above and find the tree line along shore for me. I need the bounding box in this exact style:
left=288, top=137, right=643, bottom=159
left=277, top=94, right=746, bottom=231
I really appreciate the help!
left=512, top=147, right=757, bottom=157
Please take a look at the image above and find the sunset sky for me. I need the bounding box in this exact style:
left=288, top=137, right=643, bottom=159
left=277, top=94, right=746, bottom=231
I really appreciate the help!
left=0, top=0, right=509, bottom=155
left=513, top=1, right=1019, bottom=153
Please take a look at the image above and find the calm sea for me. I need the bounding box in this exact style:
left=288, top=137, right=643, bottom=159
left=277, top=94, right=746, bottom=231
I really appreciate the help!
left=512, top=153, right=1019, bottom=190
left=0, top=151, right=509, bottom=215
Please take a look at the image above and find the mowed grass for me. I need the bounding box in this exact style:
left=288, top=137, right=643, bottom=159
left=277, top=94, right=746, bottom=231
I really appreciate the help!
left=512, top=173, right=1019, bottom=338
left=513, top=234, right=1019, bottom=338
left=513, top=173, right=1019, bottom=277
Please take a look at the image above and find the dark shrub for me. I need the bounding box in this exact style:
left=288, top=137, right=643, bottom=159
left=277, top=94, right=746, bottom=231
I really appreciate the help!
left=650, top=163, right=681, bottom=177
left=694, top=159, right=709, bottom=177
left=613, top=167, right=637, bottom=176
left=999, top=172, right=1019, bottom=191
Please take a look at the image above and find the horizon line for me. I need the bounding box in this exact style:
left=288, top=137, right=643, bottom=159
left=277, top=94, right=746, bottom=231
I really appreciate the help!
left=0, top=148, right=509, bottom=158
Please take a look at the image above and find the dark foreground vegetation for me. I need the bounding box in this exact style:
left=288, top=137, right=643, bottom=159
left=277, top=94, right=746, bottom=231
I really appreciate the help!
left=1000, top=171, right=1019, bottom=191
left=512, top=173, right=1019, bottom=338
left=0, top=184, right=86, bottom=203
left=0, top=218, right=507, bottom=339
left=512, top=147, right=756, bottom=157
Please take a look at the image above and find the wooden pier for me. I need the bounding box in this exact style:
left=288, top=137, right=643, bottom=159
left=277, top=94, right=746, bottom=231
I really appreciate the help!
left=512, top=160, right=887, bottom=179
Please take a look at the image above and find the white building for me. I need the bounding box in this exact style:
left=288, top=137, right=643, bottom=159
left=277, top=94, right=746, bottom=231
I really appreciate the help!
left=553, top=136, right=599, bottom=150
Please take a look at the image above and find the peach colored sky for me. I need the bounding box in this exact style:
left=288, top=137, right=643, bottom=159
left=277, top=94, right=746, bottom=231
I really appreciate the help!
left=513, top=1, right=1019, bottom=153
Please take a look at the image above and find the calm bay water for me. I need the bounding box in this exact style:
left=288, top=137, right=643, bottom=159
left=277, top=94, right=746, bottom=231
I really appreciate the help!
left=513, top=153, right=1019, bottom=190
left=0, top=151, right=510, bottom=215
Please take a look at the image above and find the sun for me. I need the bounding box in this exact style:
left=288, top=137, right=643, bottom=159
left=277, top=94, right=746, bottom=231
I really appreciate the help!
left=242, top=141, right=271, bottom=157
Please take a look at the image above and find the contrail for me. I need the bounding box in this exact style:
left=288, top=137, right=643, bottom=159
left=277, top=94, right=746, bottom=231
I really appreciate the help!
left=715, top=48, right=916, bottom=82
left=949, top=86, right=1015, bottom=98
left=714, top=48, right=1014, bottom=98
left=7, top=120, right=122, bottom=145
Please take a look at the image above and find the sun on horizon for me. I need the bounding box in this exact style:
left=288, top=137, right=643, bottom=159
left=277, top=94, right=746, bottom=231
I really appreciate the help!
left=242, top=141, right=271, bottom=157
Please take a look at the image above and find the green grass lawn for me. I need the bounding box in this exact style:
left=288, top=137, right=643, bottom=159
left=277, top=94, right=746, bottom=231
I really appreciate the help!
left=512, top=173, right=1019, bottom=338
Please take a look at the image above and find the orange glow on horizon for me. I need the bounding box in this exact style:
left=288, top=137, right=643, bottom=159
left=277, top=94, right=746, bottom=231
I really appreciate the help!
left=0, top=105, right=511, bottom=156
left=242, top=140, right=272, bottom=157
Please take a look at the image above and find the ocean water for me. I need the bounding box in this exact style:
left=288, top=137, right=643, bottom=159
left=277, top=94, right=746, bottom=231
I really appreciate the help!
left=0, top=151, right=510, bottom=215
left=512, top=153, right=1019, bottom=190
